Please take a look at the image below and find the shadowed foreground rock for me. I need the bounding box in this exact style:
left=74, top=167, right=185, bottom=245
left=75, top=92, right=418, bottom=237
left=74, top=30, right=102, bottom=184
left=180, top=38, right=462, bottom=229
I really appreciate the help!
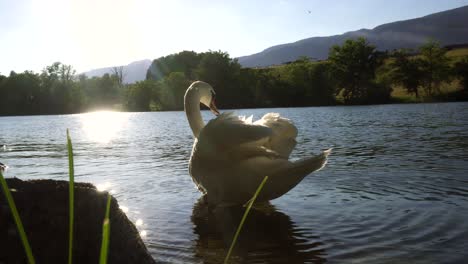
left=0, top=178, right=155, bottom=264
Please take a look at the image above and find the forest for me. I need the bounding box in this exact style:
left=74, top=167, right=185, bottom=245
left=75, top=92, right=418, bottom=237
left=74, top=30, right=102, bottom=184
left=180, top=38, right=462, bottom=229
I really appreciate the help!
left=1, top=38, right=468, bottom=115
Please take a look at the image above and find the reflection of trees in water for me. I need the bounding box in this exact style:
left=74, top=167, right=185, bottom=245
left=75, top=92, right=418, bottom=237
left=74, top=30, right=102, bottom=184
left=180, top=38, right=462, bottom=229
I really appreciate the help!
left=191, top=197, right=327, bottom=264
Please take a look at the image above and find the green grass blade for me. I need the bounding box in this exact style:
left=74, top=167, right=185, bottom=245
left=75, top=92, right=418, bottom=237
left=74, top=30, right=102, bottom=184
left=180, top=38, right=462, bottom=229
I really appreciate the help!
left=224, top=176, right=269, bottom=264
left=67, top=129, right=75, bottom=264
left=99, top=192, right=112, bottom=264
left=0, top=170, right=36, bottom=264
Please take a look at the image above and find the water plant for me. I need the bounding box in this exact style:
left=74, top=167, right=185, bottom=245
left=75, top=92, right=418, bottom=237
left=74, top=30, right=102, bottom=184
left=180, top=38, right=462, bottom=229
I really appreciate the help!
left=0, top=169, right=36, bottom=264
left=99, top=193, right=112, bottom=264
left=67, top=129, right=75, bottom=264
left=0, top=131, right=113, bottom=264
left=223, top=176, right=269, bottom=264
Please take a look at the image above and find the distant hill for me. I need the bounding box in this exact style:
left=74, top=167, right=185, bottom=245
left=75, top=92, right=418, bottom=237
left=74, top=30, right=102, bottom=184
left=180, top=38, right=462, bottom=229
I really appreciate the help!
left=237, top=5, right=468, bottom=67
left=82, top=59, right=151, bottom=84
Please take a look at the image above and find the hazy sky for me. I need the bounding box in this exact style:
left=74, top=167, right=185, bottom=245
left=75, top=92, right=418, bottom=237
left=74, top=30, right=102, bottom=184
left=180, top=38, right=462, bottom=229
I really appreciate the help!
left=1, top=0, right=468, bottom=74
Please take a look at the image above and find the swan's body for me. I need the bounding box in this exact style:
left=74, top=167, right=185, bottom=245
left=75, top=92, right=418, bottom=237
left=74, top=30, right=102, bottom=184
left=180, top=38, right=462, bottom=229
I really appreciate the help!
left=185, top=81, right=331, bottom=204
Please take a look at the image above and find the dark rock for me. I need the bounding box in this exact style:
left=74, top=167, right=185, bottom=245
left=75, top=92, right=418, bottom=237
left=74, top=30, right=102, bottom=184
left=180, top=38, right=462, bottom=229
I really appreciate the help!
left=0, top=178, right=155, bottom=264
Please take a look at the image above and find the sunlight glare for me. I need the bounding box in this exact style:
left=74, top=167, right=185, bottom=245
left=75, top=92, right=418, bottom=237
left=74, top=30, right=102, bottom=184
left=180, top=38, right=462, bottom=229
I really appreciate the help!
left=136, top=219, right=143, bottom=226
left=80, top=111, right=128, bottom=143
left=120, top=206, right=129, bottom=213
left=96, top=182, right=112, bottom=192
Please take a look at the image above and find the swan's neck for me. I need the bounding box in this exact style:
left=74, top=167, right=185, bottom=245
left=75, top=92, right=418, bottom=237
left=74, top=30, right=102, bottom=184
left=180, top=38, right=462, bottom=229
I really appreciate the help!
left=185, top=89, right=204, bottom=138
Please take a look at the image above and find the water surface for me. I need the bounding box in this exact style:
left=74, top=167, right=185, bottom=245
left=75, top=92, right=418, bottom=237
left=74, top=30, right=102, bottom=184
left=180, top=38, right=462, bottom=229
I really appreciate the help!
left=1, top=103, right=467, bottom=263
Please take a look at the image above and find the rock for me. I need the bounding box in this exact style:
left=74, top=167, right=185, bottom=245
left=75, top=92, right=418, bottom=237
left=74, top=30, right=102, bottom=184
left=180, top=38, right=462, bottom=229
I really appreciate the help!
left=0, top=178, right=155, bottom=264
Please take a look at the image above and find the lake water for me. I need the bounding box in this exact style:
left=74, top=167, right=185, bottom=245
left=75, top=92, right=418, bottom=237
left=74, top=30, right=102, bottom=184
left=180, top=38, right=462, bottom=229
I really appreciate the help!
left=1, top=102, right=467, bottom=264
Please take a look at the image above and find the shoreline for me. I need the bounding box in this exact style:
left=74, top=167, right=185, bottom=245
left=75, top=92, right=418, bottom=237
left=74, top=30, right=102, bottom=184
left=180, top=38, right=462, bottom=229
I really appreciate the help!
left=1, top=97, right=467, bottom=117
left=0, top=178, right=155, bottom=264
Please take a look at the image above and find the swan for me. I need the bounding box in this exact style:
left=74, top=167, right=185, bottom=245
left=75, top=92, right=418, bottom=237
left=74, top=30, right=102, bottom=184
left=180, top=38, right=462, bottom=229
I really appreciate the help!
left=185, top=81, right=331, bottom=205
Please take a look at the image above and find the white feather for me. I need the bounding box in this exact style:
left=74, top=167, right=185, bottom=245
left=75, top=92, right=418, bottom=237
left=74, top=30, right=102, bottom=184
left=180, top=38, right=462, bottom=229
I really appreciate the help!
left=185, top=82, right=331, bottom=204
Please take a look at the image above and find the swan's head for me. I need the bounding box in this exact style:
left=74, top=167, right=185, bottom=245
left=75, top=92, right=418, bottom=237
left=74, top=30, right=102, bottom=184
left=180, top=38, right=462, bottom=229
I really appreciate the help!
left=188, top=81, right=220, bottom=116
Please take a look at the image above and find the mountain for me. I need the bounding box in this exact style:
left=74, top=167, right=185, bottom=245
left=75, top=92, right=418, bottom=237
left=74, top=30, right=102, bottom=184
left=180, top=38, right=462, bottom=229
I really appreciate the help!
left=82, top=59, right=152, bottom=84
left=237, top=5, right=468, bottom=67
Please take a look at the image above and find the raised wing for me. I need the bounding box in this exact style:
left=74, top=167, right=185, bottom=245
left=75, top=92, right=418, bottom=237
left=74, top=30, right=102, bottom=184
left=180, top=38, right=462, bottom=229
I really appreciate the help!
left=254, top=113, right=298, bottom=158
left=200, top=112, right=273, bottom=150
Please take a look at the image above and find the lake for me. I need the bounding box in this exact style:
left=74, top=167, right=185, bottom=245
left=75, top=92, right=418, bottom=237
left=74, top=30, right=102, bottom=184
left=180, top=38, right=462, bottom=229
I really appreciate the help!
left=1, top=102, right=467, bottom=263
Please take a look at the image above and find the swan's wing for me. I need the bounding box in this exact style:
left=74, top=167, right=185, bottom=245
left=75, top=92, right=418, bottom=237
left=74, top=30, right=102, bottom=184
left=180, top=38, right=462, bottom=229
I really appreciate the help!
left=254, top=113, right=298, bottom=158
left=256, top=148, right=332, bottom=202
left=206, top=148, right=332, bottom=204
left=200, top=112, right=272, bottom=149
left=227, top=145, right=280, bottom=162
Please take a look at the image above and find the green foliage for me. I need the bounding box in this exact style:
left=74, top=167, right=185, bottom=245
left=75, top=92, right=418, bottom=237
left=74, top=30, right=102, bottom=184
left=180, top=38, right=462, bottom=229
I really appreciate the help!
left=162, top=72, right=191, bottom=110
left=126, top=80, right=156, bottom=111
left=389, top=49, right=424, bottom=97
left=0, top=71, right=43, bottom=115
left=146, top=50, right=200, bottom=81
left=0, top=62, right=127, bottom=116
left=418, top=40, right=451, bottom=96
left=99, top=193, right=112, bottom=264
left=195, top=51, right=243, bottom=108
left=455, top=56, right=468, bottom=91
left=0, top=171, right=36, bottom=264
left=277, top=61, right=336, bottom=106
left=3, top=39, right=468, bottom=116
left=329, top=37, right=387, bottom=104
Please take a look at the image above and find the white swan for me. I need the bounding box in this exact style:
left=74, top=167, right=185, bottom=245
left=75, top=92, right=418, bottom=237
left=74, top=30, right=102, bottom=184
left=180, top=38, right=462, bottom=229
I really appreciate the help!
left=185, top=81, right=331, bottom=204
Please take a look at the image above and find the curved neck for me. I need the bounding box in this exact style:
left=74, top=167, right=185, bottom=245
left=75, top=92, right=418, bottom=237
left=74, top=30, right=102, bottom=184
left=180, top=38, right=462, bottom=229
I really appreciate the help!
left=185, top=89, right=204, bottom=138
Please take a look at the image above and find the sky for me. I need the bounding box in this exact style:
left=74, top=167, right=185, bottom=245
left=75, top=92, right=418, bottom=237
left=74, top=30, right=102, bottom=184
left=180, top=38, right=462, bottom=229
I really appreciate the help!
left=1, top=0, right=468, bottom=74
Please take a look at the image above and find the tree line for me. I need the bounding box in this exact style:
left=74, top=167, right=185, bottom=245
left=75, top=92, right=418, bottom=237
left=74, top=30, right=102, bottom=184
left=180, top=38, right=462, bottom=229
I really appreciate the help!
left=0, top=63, right=125, bottom=115
left=1, top=38, right=468, bottom=115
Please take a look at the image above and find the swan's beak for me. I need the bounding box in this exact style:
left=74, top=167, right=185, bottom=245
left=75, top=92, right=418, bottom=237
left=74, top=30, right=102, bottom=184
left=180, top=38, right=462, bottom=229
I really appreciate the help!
left=209, top=99, right=220, bottom=116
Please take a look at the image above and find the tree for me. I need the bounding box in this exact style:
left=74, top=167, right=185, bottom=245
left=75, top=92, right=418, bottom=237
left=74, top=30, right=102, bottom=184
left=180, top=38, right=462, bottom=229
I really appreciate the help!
left=111, top=66, right=126, bottom=87
left=194, top=51, right=243, bottom=108
left=0, top=71, right=42, bottom=115
left=126, top=80, right=156, bottom=111
left=390, top=49, right=424, bottom=98
left=40, top=62, right=80, bottom=113
left=238, top=68, right=279, bottom=108
left=97, top=73, right=120, bottom=106
left=146, top=51, right=200, bottom=81
left=454, top=56, right=468, bottom=91
left=307, top=62, right=337, bottom=105
left=161, top=72, right=190, bottom=110
left=418, top=40, right=451, bottom=96
left=328, top=37, right=385, bottom=104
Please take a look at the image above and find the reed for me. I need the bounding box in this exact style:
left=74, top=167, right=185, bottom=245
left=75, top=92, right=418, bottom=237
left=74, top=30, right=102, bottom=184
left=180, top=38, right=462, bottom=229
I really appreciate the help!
left=0, top=170, right=36, bottom=264
left=67, top=129, right=75, bottom=264
left=0, top=131, right=115, bottom=263
left=223, top=176, right=269, bottom=264
left=99, top=192, right=112, bottom=264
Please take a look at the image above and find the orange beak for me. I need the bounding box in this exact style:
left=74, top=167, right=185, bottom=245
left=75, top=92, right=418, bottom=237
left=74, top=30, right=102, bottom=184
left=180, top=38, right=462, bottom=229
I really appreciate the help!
left=209, top=98, right=220, bottom=116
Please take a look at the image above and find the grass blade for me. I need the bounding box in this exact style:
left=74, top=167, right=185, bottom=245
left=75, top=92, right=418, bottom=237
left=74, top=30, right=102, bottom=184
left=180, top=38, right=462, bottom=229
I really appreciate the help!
left=0, top=170, right=36, bottom=264
left=99, top=192, right=112, bottom=264
left=67, top=129, right=75, bottom=264
left=224, top=176, right=269, bottom=264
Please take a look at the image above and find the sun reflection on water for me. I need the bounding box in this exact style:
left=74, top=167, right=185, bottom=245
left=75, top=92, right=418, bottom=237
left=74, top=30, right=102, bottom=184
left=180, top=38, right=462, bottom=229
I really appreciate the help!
left=95, top=181, right=148, bottom=240
left=80, top=111, right=128, bottom=143
left=96, top=182, right=112, bottom=192
left=120, top=206, right=129, bottom=213
left=136, top=219, right=143, bottom=226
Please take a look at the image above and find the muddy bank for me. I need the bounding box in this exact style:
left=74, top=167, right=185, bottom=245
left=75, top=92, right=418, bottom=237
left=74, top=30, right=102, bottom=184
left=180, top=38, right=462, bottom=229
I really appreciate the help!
left=0, top=178, right=155, bottom=264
